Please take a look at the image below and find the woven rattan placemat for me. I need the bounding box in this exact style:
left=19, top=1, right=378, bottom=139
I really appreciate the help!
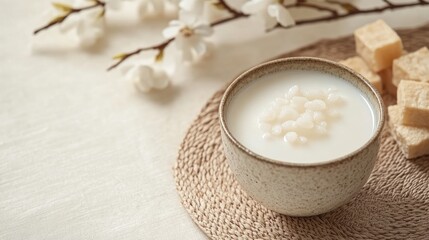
left=174, top=24, right=429, bottom=239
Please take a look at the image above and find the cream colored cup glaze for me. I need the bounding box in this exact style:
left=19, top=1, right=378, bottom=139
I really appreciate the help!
left=219, top=57, right=385, bottom=217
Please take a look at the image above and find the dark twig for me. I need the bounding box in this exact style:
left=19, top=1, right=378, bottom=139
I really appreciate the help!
left=107, top=38, right=174, bottom=71
left=383, top=0, right=395, bottom=6
left=34, top=0, right=105, bottom=35
left=218, top=0, right=243, bottom=16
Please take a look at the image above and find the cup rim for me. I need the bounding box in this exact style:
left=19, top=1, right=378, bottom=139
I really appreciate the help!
left=219, top=57, right=385, bottom=168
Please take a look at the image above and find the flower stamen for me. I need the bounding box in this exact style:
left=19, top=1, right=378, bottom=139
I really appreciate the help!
left=180, top=26, right=194, bottom=37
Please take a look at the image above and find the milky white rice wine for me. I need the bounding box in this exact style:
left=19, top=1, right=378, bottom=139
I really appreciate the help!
left=226, top=70, right=377, bottom=164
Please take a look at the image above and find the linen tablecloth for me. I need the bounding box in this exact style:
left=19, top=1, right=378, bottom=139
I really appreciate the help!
left=1, top=0, right=428, bottom=239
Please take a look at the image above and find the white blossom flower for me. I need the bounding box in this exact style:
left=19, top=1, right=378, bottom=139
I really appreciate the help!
left=60, top=10, right=105, bottom=48
left=241, top=0, right=295, bottom=30
left=56, top=0, right=107, bottom=48
left=125, top=64, right=170, bottom=93
left=162, top=13, right=213, bottom=62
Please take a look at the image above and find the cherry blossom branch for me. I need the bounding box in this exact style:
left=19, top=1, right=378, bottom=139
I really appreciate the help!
left=107, top=38, right=174, bottom=71
left=209, top=0, right=248, bottom=27
left=107, top=0, right=428, bottom=71
left=107, top=0, right=247, bottom=71
left=275, top=0, right=429, bottom=30
left=34, top=0, right=105, bottom=35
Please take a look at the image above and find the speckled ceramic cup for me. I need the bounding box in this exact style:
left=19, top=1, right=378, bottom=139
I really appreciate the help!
left=219, top=57, right=385, bottom=217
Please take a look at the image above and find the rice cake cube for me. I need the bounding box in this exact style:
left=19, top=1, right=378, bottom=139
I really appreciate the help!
left=397, top=80, right=429, bottom=128
left=388, top=105, right=429, bottom=159
left=379, top=51, right=408, bottom=97
left=355, top=19, right=403, bottom=72
left=379, top=68, right=396, bottom=97
left=392, top=47, right=429, bottom=86
left=339, top=56, right=383, bottom=93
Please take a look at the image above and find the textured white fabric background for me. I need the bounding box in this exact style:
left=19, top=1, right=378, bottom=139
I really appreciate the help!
left=0, top=0, right=428, bottom=239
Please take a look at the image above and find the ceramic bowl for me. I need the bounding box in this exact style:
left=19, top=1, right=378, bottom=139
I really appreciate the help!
left=219, top=57, right=385, bottom=216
